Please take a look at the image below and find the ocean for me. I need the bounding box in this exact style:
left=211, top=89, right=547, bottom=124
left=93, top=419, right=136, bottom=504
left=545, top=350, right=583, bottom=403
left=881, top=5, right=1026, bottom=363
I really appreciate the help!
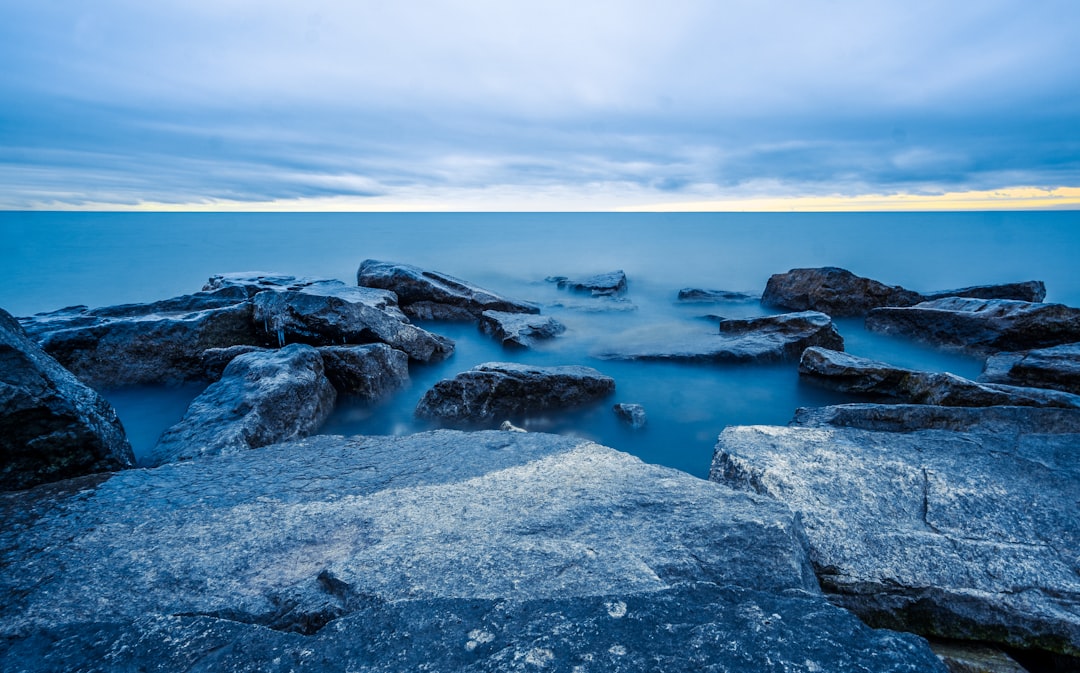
left=3, top=211, right=1079, bottom=477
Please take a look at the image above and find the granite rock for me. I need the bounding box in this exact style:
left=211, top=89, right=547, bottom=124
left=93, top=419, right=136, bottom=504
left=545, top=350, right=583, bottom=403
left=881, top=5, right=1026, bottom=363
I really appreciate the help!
left=980, top=342, right=1080, bottom=395
left=478, top=310, right=566, bottom=348
left=318, top=344, right=410, bottom=400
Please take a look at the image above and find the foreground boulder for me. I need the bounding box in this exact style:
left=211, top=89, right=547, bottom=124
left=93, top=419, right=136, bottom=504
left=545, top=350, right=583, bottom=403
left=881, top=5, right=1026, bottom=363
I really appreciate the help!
left=416, top=362, right=615, bottom=422
left=799, top=346, right=1080, bottom=408
left=595, top=311, right=843, bottom=363
left=357, top=259, right=539, bottom=320
left=0, top=308, right=133, bottom=490
left=866, top=297, right=1080, bottom=355
left=762, top=267, right=1045, bottom=317
left=980, top=342, right=1080, bottom=395
left=549, top=270, right=628, bottom=296
left=0, top=430, right=946, bottom=672
left=478, top=310, right=566, bottom=348
left=148, top=344, right=336, bottom=466
left=711, top=406, right=1080, bottom=659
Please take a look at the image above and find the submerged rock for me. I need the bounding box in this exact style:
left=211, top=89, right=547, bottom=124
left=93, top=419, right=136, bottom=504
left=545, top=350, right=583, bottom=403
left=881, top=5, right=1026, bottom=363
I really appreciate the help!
left=318, top=343, right=409, bottom=400
left=550, top=270, right=629, bottom=296
left=866, top=297, right=1080, bottom=355
left=980, top=342, right=1080, bottom=395
left=478, top=310, right=566, bottom=348
left=677, top=288, right=760, bottom=303
left=595, top=311, right=843, bottom=363
left=357, top=259, right=538, bottom=320
left=613, top=402, right=647, bottom=429
left=0, top=308, right=133, bottom=491
left=0, top=430, right=946, bottom=672
left=415, top=362, right=615, bottom=422
left=711, top=411, right=1080, bottom=658
left=799, top=346, right=1080, bottom=408
left=149, top=344, right=336, bottom=466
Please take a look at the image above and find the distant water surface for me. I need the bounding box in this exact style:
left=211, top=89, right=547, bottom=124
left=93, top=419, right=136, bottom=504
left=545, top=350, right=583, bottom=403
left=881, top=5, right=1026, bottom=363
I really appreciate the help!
left=3, top=211, right=1078, bottom=477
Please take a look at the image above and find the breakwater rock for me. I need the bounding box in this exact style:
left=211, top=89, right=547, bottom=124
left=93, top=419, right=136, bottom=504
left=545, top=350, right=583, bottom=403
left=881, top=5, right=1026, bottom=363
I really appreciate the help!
left=0, top=430, right=946, bottom=672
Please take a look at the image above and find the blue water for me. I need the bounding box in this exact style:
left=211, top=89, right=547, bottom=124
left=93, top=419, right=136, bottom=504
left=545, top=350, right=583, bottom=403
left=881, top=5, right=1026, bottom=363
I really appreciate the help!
left=3, top=211, right=1079, bottom=477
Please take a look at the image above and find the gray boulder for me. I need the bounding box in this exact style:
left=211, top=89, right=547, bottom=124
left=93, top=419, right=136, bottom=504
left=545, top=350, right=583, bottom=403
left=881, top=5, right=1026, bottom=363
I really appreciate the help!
left=478, top=310, right=566, bottom=348
left=677, top=288, right=760, bottom=303
left=0, top=308, right=133, bottom=491
left=550, top=270, right=629, bottom=296
left=866, top=297, right=1080, bottom=355
left=318, top=343, right=410, bottom=400
left=357, top=259, right=539, bottom=320
left=595, top=311, right=843, bottom=363
left=762, top=267, right=1045, bottom=317
left=980, top=342, right=1080, bottom=395
left=0, top=430, right=946, bottom=672
left=711, top=411, right=1080, bottom=658
left=799, top=346, right=1080, bottom=408
left=613, top=402, right=647, bottom=429
left=416, top=362, right=615, bottom=422
left=148, top=344, right=336, bottom=466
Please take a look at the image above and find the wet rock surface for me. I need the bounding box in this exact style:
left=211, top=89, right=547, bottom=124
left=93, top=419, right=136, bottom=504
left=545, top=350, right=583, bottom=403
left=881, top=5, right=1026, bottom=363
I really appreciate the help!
left=711, top=409, right=1080, bottom=658
left=478, top=310, right=566, bottom=348
left=980, top=342, right=1080, bottom=395
left=0, top=430, right=946, bottom=672
left=416, top=362, right=616, bottom=423
left=0, top=308, right=133, bottom=491
left=148, top=344, right=336, bottom=466
left=357, top=259, right=539, bottom=320
left=595, top=311, right=843, bottom=363
left=318, top=344, right=410, bottom=400
left=799, top=346, right=1080, bottom=408
left=866, top=297, right=1080, bottom=355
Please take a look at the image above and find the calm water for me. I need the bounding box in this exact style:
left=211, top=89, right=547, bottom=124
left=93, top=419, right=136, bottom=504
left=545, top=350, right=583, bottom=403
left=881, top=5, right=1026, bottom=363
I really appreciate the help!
left=3, top=211, right=1079, bottom=477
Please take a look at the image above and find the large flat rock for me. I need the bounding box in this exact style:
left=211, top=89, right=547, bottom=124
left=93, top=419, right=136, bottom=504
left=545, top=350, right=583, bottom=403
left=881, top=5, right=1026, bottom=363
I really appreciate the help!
left=711, top=410, right=1080, bottom=658
left=980, top=342, right=1080, bottom=395
left=0, top=430, right=945, bottom=672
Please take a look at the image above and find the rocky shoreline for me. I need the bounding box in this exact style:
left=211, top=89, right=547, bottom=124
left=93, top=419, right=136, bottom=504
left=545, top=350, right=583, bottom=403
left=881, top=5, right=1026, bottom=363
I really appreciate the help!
left=3, top=263, right=1078, bottom=672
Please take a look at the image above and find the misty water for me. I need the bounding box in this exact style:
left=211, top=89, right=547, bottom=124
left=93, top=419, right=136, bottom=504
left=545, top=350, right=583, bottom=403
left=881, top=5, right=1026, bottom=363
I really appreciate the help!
left=4, top=211, right=1079, bottom=478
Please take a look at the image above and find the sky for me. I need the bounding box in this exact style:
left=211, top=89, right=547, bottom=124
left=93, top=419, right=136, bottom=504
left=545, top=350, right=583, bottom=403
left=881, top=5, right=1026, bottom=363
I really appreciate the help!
left=1, top=0, right=1079, bottom=211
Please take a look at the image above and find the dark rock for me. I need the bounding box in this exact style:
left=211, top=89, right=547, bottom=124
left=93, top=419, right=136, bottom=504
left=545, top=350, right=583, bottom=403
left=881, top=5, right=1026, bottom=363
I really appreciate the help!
left=478, top=310, right=566, bottom=348
left=551, top=270, right=628, bottom=296
left=762, top=267, right=1046, bottom=317
left=980, top=342, right=1080, bottom=395
left=318, top=344, right=409, bottom=400
left=252, top=289, right=453, bottom=363
left=201, top=345, right=267, bottom=381
left=0, top=308, right=133, bottom=491
left=711, top=417, right=1080, bottom=657
left=148, top=344, right=336, bottom=466
left=677, top=288, right=760, bottom=303
left=357, top=259, right=538, bottom=320
left=594, top=311, right=843, bottom=363
left=928, top=642, right=1030, bottom=673
left=0, top=430, right=946, bottom=672
left=613, top=402, right=647, bottom=429
left=792, top=403, right=1080, bottom=435
left=799, top=346, right=1080, bottom=408
left=866, top=297, right=1080, bottom=355
left=415, top=362, right=615, bottom=422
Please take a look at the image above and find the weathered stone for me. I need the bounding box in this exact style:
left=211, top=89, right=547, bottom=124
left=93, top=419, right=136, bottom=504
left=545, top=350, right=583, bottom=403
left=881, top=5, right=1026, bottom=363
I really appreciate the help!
left=252, top=289, right=453, bottom=363
left=677, top=288, right=760, bottom=303
left=799, top=346, right=1080, bottom=408
left=0, top=430, right=946, bottom=672
left=201, top=345, right=267, bottom=381
left=478, top=310, right=566, bottom=348
left=357, top=259, right=538, bottom=320
left=866, top=297, right=1080, bottom=355
left=416, top=362, right=615, bottom=423
left=980, top=342, right=1080, bottom=395
left=210, top=273, right=409, bottom=320
left=792, top=403, right=1080, bottom=435
left=711, top=416, right=1080, bottom=657
left=148, top=344, right=336, bottom=466
left=0, top=308, right=133, bottom=491
left=613, top=402, right=647, bottom=429
left=594, top=311, right=843, bottom=363
left=929, top=642, right=1030, bottom=673
left=550, top=270, right=628, bottom=296
left=317, top=344, right=409, bottom=400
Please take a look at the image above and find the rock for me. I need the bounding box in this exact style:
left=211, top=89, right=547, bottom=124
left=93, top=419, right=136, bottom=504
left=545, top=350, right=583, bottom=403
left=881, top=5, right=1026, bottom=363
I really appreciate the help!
left=19, top=288, right=261, bottom=387
left=201, top=345, right=266, bottom=381
left=0, top=308, right=133, bottom=491
left=929, top=642, right=1030, bottom=673
left=711, top=415, right=1080, bottom=658
left=499, top=420, right=526, bottom=432
left=799, top=346, right=1080, bottom=408
left=0, top=430, right=947, bottom=672
left=209, top=272, right=409, bottom=320
left=251, top=289, right=453, bottom=363
left=792, top=403, right=1080, bottom=435
left=677, top=288, right=760, bottom=303
left=415, top=362, right=615, bottom=423
left=357, top=259, right=539, bottom=320
left=148, top=344, right=336, bottom=466
left=613, top=402, right=647, bottom=429
left=550, top=270, right=628, bottom=296
left=762, top=267, right=1046, bottom=317
left=866, top=297, right=1080, bottom=355
left=594, top=311, right=843, bottom=363
left=980, top=342, right=1080, bottom=395
left=318, top=344, right=409, bottom=400
left=478, top=310, right=566, bottom=348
